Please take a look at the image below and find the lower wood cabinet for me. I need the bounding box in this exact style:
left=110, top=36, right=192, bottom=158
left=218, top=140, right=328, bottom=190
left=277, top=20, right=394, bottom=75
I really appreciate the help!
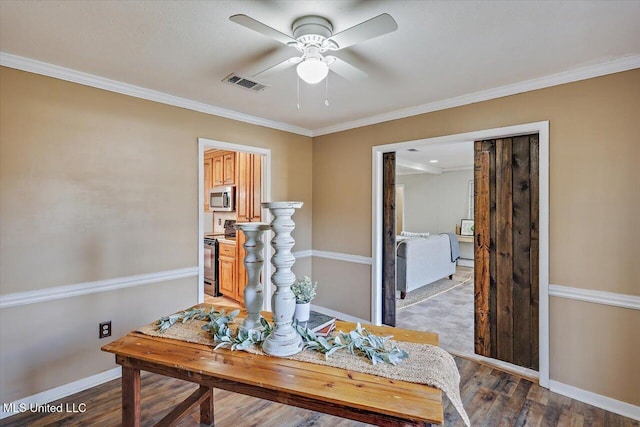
left=218, top=242, right=237, bottom=299
left=219, top=241, right=248, bottom=303
left=236, top=231, right=247, bottom=303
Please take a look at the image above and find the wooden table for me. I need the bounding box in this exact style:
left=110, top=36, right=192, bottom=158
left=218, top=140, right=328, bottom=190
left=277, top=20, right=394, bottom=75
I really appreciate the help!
left=102, top=306, right=443, bottom=426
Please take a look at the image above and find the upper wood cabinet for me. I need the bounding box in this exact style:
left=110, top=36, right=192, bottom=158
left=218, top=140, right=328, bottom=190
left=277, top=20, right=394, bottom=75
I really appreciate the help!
left=204, top=150, right=220, bottom=212
left=223, top=152, right=235, bottom=185
left=212, top=155, right=223, bottom=187
left=203, top=157, right=213, bottom=211
left=211, top=151, right=235, bottom=188
left=237, top=152, right=262, bottom=222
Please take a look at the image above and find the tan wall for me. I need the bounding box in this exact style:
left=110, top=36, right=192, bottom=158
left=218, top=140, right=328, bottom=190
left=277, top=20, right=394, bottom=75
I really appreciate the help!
left=0, top=277, right=195, bottom=401
left=311, top=258, right=371, bottom=320
left=0, top=67, right=312, bottom=402
left=312, top=69, right=640, bottom=405
left=549, top=298, right=640, bottom=405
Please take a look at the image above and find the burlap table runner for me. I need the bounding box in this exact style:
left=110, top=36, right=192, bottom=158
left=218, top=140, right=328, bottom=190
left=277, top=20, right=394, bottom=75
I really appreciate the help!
left=138, top=319, right=470, bottom=426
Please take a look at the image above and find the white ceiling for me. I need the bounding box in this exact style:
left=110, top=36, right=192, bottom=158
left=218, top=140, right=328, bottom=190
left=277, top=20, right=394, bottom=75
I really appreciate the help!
left=1, top=1, right=639, bottom=135
left=396, top=141, right=474, bottom=175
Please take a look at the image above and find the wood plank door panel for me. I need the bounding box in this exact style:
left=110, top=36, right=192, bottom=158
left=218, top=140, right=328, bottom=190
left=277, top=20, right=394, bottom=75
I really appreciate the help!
left=474, top=150, right=490, bottom=356
left=474, top=135, right=539, bottom=370
left=496, top=138, right=514, bottom=363
left=382, top=152, right=396, bottom=327
left=512, top=135, right=532, bottom=368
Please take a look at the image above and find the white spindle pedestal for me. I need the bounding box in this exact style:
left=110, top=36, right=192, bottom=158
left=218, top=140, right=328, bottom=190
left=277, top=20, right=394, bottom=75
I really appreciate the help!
left=261, top=201, right=304, bottom=357
left=234, top=222, right=270, bottom=332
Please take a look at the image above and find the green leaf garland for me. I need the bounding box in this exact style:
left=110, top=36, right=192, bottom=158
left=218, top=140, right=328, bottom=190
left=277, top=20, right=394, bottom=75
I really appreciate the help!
left=155, top=308, right=408, bottom=365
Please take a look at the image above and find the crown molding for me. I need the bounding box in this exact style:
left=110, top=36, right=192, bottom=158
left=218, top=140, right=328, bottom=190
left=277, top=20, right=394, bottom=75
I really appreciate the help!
left=311, top=55, right=640, bottom=136
left=0, top=52, right=313, bottom=137
left=3, top=52, right=638, bottom=139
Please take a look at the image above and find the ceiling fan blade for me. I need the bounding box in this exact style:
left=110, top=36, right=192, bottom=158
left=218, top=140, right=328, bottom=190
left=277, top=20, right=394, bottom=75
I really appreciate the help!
left=253, top=57, right=302, bottom=79
left=230, top=14, right=297, bottom=45
left=326, top=56, right=368, bottom=80
left=327, top=13, right=398, bottom=50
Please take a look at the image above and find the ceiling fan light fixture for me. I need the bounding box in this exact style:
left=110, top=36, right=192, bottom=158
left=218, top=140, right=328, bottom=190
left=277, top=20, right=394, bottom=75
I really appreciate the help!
left=296, top=58, right=329, bottom=84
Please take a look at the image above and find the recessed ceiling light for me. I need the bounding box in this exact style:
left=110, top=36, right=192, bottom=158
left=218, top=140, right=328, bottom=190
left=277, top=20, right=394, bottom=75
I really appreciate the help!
left=429, top=160, right=438, bottom=163
left=407, top=148, right=419, bottom=152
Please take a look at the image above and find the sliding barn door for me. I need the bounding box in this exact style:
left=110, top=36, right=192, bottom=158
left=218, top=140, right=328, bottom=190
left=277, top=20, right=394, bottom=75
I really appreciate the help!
left=382, top=152, right=396, bottom=326
left=474, top=135, right=539, bottom=370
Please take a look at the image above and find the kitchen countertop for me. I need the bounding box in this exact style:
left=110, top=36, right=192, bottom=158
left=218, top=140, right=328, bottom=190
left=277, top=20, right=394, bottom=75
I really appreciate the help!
left=204, top=233, right=236, bottom=245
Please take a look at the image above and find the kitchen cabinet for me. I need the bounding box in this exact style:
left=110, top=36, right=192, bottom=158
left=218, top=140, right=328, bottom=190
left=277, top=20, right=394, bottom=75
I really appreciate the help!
left=218, top=242, right=237, bottom=299
left=203, top=150, right=222, bottom=212
left=203, top=157, right=213, bottom=212
left=212, top=155, right=223, bottom=187
left=223, top=152, right=235, bottom=185
left=205, top=150, right=236, bottom=212
left=212, top=151, right=235, bottom=187
left=236, top=152, right=262, bottom=222
left=236, top=231, right=247, bottom=303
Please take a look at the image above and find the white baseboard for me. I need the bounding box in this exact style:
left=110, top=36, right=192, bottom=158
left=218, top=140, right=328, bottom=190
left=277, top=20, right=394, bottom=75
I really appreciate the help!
left=450, top=350, right=539, bottom=381
left=549, top=380, right=640, bottom=421
left=456, top=259, right=474, bottom=268
left=310, top=304, right=369, bottom=324
left=0, top=367, right=122, bottom=420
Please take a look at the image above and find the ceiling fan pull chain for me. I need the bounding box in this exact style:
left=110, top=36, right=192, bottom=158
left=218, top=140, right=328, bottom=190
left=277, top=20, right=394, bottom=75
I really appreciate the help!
left=325, top=72, right=330, bottom=106
left=297, top=74, right=300, bottom=110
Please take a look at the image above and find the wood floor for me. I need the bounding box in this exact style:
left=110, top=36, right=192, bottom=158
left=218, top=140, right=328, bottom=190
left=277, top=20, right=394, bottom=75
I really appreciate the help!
left=2, top=356, right=637, bottom=427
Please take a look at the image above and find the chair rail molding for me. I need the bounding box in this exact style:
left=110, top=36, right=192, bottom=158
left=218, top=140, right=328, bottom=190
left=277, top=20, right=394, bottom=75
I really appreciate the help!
left=292, top=250, right=372, bottom=265
left=0, top=267, right=198, bottom=309
left=549, top=284, right=640, bottom=311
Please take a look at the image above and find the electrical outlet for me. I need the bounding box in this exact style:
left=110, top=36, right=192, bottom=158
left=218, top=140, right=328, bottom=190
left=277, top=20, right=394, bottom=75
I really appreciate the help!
left=99, top=321, right=111, bottom=339
left=218, top=218, right=222, bottom=225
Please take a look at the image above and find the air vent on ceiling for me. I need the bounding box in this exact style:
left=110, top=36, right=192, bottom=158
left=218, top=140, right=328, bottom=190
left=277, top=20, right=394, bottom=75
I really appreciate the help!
left=223, top=73, right=268, bottom=93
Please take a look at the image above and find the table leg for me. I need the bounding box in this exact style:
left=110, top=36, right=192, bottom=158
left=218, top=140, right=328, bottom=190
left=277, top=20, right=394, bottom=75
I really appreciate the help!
left=199, top=386, right=214, bottom=426
left=122, top=365, right=141, bottom=427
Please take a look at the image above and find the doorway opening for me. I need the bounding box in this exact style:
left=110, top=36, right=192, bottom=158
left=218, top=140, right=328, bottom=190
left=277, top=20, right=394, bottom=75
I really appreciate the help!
left=197, top=138, right=272, bottom=310
left=394, top=141, right=476, bottom=356
left=371, top=121, right=549, bottom=387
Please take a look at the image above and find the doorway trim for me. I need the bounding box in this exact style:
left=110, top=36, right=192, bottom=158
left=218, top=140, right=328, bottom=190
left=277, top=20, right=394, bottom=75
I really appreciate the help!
left=371, top=121, right=549, bottom=387
left=198, top=138, right=273, bottom=310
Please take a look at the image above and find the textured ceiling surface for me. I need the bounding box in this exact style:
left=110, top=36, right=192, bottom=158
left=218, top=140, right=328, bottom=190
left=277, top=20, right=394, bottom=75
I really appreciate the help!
left=1, top=1, right=639, bottom=132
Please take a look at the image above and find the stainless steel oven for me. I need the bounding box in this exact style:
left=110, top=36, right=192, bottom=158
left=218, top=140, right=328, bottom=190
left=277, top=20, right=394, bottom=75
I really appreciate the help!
left=203, top=237, right=221, bottom=296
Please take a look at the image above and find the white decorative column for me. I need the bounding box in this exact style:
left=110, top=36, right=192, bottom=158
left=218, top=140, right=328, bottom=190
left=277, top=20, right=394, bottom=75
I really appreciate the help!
left=261, top=201, right=304, bottom=357
left=234, top=222, right=270, bottom=332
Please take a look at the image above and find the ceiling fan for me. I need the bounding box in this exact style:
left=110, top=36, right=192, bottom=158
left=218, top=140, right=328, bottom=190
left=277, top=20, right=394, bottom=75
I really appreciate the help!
left=229, top=13, right=398, bottom=85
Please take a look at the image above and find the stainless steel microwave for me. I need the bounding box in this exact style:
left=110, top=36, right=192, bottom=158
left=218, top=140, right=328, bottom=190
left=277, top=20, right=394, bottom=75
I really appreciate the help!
left=210, top=186, right=235, bottom=211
